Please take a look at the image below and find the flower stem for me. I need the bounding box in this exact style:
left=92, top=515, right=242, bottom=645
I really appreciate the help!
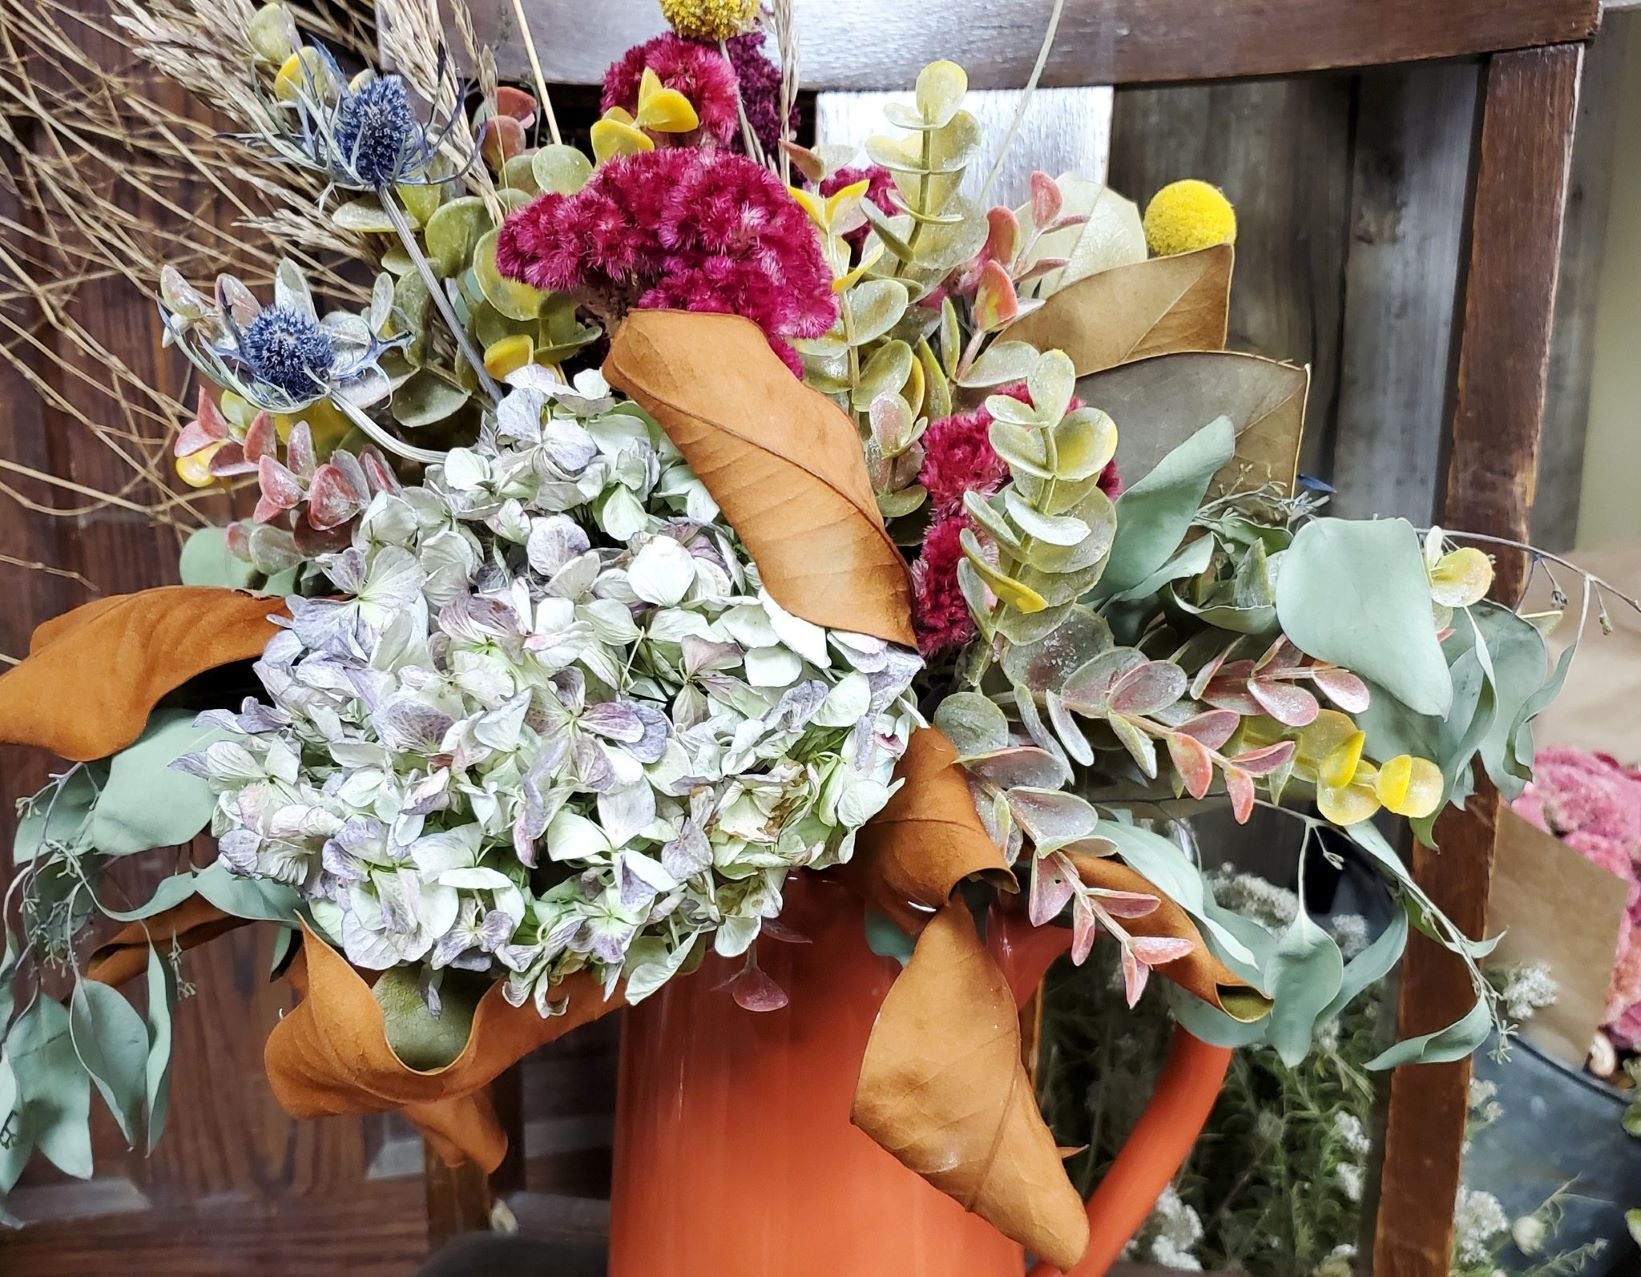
left=379, top=186, right=503, bottom=404
left=331, top=393, right=446, bottom=466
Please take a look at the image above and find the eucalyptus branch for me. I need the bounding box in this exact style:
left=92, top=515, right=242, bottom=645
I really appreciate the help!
left=1433, top=529, right=1641, bottom=615
left=378, top=185, right=502, bottom=403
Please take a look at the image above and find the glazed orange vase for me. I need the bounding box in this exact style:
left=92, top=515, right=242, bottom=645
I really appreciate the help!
left=607, top=874, right=1231, bottom=1277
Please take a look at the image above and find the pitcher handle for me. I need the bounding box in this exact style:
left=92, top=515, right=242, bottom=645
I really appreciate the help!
left=1027, top=1026, right=1233, bottom=1277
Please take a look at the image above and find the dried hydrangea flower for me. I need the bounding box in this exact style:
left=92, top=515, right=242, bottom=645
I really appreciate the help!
left=186, top=370, right=919, bottom=1012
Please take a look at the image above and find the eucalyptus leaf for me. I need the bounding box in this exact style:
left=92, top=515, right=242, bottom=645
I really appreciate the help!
left=144, top=946, right=176, bottom=1152
left=933, top=692, right=1010, bottom=755
left=1097, top=416, right=1234, bottom=596
left=88, top=710, right=229, bottom=855
left=195, top=862, right=300, bottom=923
left=178, top=526, right=257, bottom=589
left=9, top=998, right=92, bottom=1179
left=392, top=369, right=470, bottom=429
left=69, top=980, right=147, bottom=1144
left=1095, top=819, right=1258, bottom=967
left=1365, top=999, right=1493, bottom=1069
left=1276, top=518, right=1453, bottom=717
left=864, top=906, right=916, bottom=965
left=13, top=766, right=100, bottom=865
left=532, top=144, right=593, bottom=194
left=0, top=1052, right=25, bottom=1195
left=847, top=280, right=911, bottom=347
left=1321, top=905, right=1409, bottom=1023
left=1264, top=908, right=1345, bottom=1066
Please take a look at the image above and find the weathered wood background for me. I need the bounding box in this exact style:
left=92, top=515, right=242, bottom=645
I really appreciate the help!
left=0, top=3, right=1626, bottom=1271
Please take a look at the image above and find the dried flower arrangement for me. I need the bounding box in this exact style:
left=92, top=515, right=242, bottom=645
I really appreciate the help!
left=0, top=0, right=1630, bottom=1268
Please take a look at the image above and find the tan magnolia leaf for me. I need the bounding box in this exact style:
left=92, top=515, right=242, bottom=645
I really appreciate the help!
left=604, top=310, right=915, bottom=646
left=1080, top=350, right=1310, bottom=497
left=1005, top=244, right=1232, bottom=376
left=88, top=898, right=248, bottom=988
left=852, top=903, right=1090, bottom=1271
left=265, top=923, right=625, bottom=1171
left=0, top=586, right=286, bottom=761
left=1069, top=853, right=1273, bottom=1023
left=843, top=727, right=1015, bottom=933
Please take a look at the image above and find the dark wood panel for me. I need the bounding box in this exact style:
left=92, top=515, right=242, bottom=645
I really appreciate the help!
left=1107, top=76, right=1353, bottom=477
left=484, top=0, right=1600, bottom=90
left=1374, top=43, right=1584, bottom=1277
left=1330, top=62, right=1480, bottom=522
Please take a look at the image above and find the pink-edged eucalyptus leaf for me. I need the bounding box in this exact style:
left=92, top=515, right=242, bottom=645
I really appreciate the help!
left=1248, top=677, right=1320, bottom=727
left=1165, top=731, right=1215, bottom=799
left=256, top=454, right=302, bottom=511
left=329, top=447, right=370, bottom=499
left=1175, top=709, right=1240, bottom=751
left=1222, top=765, right=1255, bottom=824
left=1130, top=935, right=1195, bottom=966
left=972, top=259, right=1020, bottom=332
left=1190, top=647, right=1232, bottom=701
left=1046, top=691, right=1094, bottom=766
left=175, top=390, right=228, bottom=456
left=208, top=443, right=257, bottom=478
left=1029, top=170, right=1063, bottom=228
left=306, top=462, right=367, bottom=531
left=285, top=420, right=317, bottom=478
left=1254, top=635, right=1301, bottom=672
left=1006, top=787, right=1099, bottom=846
left=983, top=206, right=1021, bottom=267
left=360, top=447, right=401, bottom=495
left=1089, top=889, right=1160, bottom=919
left=1108, top=713, right=1157, bottom=779
left=1070, top=896, right=1099, bottom=965
left=1230, top=740, right=1297, bottom=776
left=495, top=85, right=538, bottom=124
left=1110, top=660, right=1188, bottom=717
left=1312, top=666, right=1371, bottom=713
left=962, top=745, right=1071, bottom=791
left=481, top=115, right=527, bottom=169
left=729, top=962, right=789, bottom=1012
left=244, top=410, right=276, bottom=464
left=1062, top=648, right=1147, bottom=715
left=1120, top=944, right=1148, bottom=1006
left=1029, top=853, right=1076, bottom=926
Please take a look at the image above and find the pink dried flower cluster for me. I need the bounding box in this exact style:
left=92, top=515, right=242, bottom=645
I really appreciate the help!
left=496, top=149, right=837, bottom=372
left=601, top=34, right=741, bottom=149
left=819, top=164, right=899, bottom=249
left=1513, top=746, right=1641, bottom=1045
left=724, top=33, right=797, bottom=157
left=912, top=386, right=1123, bottom=656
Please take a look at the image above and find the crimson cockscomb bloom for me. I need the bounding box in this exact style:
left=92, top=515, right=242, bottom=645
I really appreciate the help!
left=497, top=149, right=837, bottom=373
left=602, top=34, right=742, bottom=149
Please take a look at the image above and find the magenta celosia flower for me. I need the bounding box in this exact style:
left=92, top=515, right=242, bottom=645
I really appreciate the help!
left=819, top=164, right=898, bottom=249
left=602, top=34, right=741, bottom=149
left=497, top=148, right=837, bottom=372
left=912, top=514, right=976, bottom=656
left=919, top=383, right=1123, bottom=519
left=724, top=32, right=797, bottom=157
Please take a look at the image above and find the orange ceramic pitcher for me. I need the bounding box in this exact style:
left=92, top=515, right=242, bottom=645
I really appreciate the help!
left=607, top=873, right=1230, bottom=1277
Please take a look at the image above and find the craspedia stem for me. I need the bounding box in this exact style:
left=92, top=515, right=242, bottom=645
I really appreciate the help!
left=379, top=185, right=503, bottom=403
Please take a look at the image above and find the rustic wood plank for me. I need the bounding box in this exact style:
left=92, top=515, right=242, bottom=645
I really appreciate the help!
left=816, top=86, right=1113, bottom=198
left=1329, top=62, right=1480, bottom=521
left=482, top=0, right=1600, bottom=90
left=1533, top=17, right=1628, bottom=550
left=1106, top=77, right=1353, bottom=476
left=1374, top=43, right=1583, bottom=1277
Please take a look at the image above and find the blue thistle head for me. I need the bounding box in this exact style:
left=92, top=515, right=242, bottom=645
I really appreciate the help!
left=333, top=76, right=419, bottom=187
left=239, top=306, right=335, bottom=399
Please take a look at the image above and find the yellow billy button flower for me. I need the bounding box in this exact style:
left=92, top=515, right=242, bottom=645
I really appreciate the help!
left=1294, top=710, right=1443, bottom=825
left=658, top=0, right=759, bottom=41
left=1142, top=179, right=1237, bottom=257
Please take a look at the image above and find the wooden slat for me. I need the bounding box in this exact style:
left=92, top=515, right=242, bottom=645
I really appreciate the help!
left=483, top=0, right=1599, bottom=90
left=1329, top=62, right=1480, bottom=521
left=1533, top=16, right=1629, bottom=550
left=1373, top=43, right=1583, bottom=1277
